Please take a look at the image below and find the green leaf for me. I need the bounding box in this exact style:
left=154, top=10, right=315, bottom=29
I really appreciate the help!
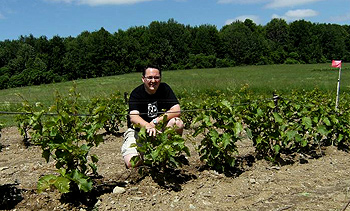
left=317, top=125, right=329, bottom=136
left=302, top=117, right=312, bottom=129
left=322, top=117, right=331, bottom=126
left=58, top=168, right=66, bottom=176
left=273, top=112, right=283, bottom=123
left=227, top=157, right=235, bottom=167
left=93, top=105, right=106, bottom=114
left=50, top=128, right=58, bottom=137
left=301, top=139, right=308, bottom=147
left=256, top=108, right=263, bottom=116
left=286, top=130, right=297, bottom=140
left=246, top=128, right=253, bottom=139
left=256, top=136, right=262, bottom=145
left=209, top=129, right=219, bottom=140
left=203, top=115, right=212, bottom=126
left=234, top=122, right=243, bottom=135
left=80, top=144, right=89, bottom=153
left=72, top=170, right=93, bottom=192
left=54, top=176, right=71, bottom=193
left=37, top=174, right=57, bottom=193
left=221, top=100, right=232, bottom=112
left=273, top=144, right=281, bottom=154
left=130, top=156, right=141, bottom=168
left=222, top=133, right=231, bottom=149
left=89, top=163, right=98, bottom=175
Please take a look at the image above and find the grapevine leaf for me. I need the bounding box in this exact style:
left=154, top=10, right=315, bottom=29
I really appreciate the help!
left=221, top=100, right=232, bottom=112
left=94, top=134, right=104, bottom=147
left=50, top=128, right=57, bottom=137
left=234, top=122, right=243, bottom=136
left=330, top=115, right=339, bottom=124
left=130, top=156, right=141, bottom=168
left=80, top=144, right=89, bottom=153
left=338, top=134, right=344, bottom=142
left=273, top=144, right=281, bottom=154
left=93, top=105, right=106, bottom=114
left=89, top=163, right=98, bottom=175
left=227, top=157, right=235, bottom=167
left=58, top=168, right=66, bottom=176
left=302, top=117, right=312, bottom=129
left=322, top=117, right=331, bottom=126
left=256, top=108, right=263, bottom=116
left=37, top=174, right=57, bottom=193
left=256, top=136, right=263, bottom=145
left=273, top=112, right=283, bottom=123
left=203, top=115, right=212, bottom=126
left=317, top=125, right=329, bottom=136
left=246, top=128, right=253, bottom=139
left=222, top=133, right=231, bottom=149
left=72, top=170, right=93, bottom=192
left=301, top=139, right=308, bottom=147
left=54, top=176, right=71, bottom=193
left=286, top=130, right=297, bottom=141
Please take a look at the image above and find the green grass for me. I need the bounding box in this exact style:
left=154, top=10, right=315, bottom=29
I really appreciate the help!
left=166, top=63, right=349, bottom=95
left=0, top=63, right=349, bottom=126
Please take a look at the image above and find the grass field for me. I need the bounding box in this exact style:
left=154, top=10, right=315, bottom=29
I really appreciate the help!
left=0, top=63, right=348, bottom=126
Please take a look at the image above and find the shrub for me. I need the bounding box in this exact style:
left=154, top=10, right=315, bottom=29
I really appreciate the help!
left=17, top=85, right=109, bottom=193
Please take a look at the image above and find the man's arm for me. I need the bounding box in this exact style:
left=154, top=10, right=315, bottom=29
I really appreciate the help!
left=129, top=104, right=181, bottom=136
left=129, top=110, right=158, bottom=136
left=153, top=104, right=181, bottom=123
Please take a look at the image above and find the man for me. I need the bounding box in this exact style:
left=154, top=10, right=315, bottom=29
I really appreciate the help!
left=121, top=67, right=184, bottom=168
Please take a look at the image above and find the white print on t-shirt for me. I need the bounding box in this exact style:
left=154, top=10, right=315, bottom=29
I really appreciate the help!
left=148, top=102, right=158, bottom=118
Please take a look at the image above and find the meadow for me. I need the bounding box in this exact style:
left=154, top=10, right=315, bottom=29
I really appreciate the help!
left=0, top=63, right=348, bottom=126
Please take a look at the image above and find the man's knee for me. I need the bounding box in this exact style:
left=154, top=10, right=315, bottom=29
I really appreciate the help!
left=167, top=117, right=183, bottom=127
left=167, top=117, right=184, bottom=135
left=123, top=153, right=139, bottom=168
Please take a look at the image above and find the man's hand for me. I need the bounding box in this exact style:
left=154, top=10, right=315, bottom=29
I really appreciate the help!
left=146, top=122, right=160, bottom=136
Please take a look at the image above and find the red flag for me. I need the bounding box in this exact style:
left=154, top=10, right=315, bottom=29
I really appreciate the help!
left=332, top=60, right=342, bottom=68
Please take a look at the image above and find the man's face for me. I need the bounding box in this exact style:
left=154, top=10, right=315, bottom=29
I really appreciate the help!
left=142, top=68, right=161, bottom=94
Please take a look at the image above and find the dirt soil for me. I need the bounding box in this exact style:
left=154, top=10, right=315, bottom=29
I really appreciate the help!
left=1, top=126, right=350, bottom=211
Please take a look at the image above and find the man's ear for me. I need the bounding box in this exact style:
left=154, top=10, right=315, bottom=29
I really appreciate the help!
left=142, top=76, right=145, bottom=83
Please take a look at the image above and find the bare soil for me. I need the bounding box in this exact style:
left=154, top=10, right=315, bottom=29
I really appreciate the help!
left=1, top=126, right=350, bottom=211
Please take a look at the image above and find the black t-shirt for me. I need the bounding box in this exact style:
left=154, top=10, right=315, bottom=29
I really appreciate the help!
left=127, top=83, right=179, bottom=128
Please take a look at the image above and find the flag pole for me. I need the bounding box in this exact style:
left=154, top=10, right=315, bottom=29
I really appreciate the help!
left=335, top=66, right=342, bottom=110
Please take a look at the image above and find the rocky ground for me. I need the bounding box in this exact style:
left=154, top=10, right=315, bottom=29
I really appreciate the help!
left=1, top=126, right=350, bottom=211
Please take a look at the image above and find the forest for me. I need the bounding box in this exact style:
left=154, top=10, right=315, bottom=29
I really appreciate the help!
left=0, top=18, right=349, bottom=89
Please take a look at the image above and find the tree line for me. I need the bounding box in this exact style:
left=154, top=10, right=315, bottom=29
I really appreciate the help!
left=0, top=18, right=349, bottom=89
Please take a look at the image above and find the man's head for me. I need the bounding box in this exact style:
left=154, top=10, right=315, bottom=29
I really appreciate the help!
left=142, top=67, right=161, bottom=95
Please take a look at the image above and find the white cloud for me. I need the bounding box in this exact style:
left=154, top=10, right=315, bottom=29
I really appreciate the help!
left=45, top=0, right=155, bottom=5
left=272, top=9, right=319, bottom=21
left=266, top=0, right=323, bottom=9
left=225, top=15, right=261, bottom=25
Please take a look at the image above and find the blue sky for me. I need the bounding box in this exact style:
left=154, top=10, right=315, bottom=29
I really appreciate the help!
left=0, top=0, right=349, bottom=41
